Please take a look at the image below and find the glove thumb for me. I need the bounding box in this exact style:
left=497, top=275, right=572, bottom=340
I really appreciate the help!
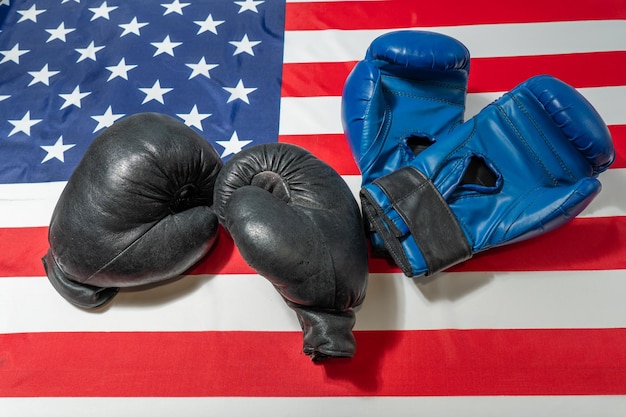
left=496, top=177, right=602, bottom=244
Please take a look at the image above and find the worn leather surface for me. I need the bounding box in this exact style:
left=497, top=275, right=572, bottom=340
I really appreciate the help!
left=214, top=143, right=368, bottom=361
left=362, top=75, right=615, bottom=277
left=43, top=112, right=222, bottom=308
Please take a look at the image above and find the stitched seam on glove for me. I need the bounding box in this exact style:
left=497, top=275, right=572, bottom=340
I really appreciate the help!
left=298, top=208, right=338, bottom=307
left=373, top=167, right=472, bottom=275
left=508, top=92, right=578, bottom=183
left=495, top=100, right=560, bottom=187
left=360, top=103, right=393, bottom=176
left=393, top=174, right=471, bottom=274
left=81, top=219, right=164, bottom=284
left=432, top=119, right=478, bottom=178
left=500, top=185, right=551, bottom=242
left=360, top=190, right=414, bottom=275
left=359, top=70, right=387, bottom=162
left=381, top=73, right=467, bottom=92
left=383, top=85, right=465, bottom=106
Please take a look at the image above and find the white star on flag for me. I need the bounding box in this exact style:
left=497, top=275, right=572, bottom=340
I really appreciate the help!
left=106, top=57, right=137, bottom=81
left=186, top=57, right=218, bottom=79
left=223, top=79, right=257, bottom=104
left=194, top=14, right=225, bottom=35
left=119, top=17, right=149, bottom=37
left=216, top=131, right=253, bottom=157
left=177, top=105, right=211, bottom=130
left=234, top=0, right=264, bottom=14
left=59, top=86, right=91, bottom=109
left=91, top=106, right=125, bottom=132
left=229, top=34, right=261, bottom=56
left=40, top=136, right=76, bottom=163
left=151, top=35, right=182, bottom=57
left=139, top=80, right=173, bottom=104
left=8, top=111, right=42, bottom=137
left=161, top=0, right=190, bottom=16
left=28, top=64, right=60, bottom=86
left=17, top=5, right=46, bottom=23
left=45, top=22, right=76, bottom=43
left=89, top=1, right=118, bottom=21
left=0, top=0, right=285, bottom=186
left=75, top=41, right=105, bottom=62
left=0, top=43, right=29, bottom=64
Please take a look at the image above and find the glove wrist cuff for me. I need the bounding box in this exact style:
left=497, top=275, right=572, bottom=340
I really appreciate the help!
left=361, top=167, right=472, bottom=277
left=289, top=303, right=357, bottom=361
left=42, top=250, right=119, bottom=309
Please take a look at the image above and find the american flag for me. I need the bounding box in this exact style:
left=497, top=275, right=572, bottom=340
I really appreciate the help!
left=1, top=0, right=625, bottom=415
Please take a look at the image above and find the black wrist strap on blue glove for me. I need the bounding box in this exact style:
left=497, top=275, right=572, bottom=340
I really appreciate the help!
left=361, top=166, right=472, bottom=276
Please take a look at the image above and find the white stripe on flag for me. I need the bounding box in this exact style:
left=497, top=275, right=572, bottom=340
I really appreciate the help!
left=0, top=168, right=624, bottom=228
left=279, top=96, right=341, bottom=135
left=437, top=87, right=626, bottom=126
left=3, top=269, right=626, bottom=334
left=283, top=20, right=626, bottom=63
left=0, top=181, right=65, bottom=228
left=278, top=87, right=626, bottom=135
left=1, top=395, right=626, bottom=417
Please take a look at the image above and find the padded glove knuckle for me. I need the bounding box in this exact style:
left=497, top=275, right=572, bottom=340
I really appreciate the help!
left=43, top=112, right=223, bottom=308
left=214, top=143, right=368, bottom=361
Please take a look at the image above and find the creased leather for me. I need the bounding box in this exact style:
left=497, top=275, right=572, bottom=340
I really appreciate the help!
left=43, top=112, right=222, bottom=308
left=213, top=143, right=368, bottom=361
left=362, top=75, right=615, bottom=277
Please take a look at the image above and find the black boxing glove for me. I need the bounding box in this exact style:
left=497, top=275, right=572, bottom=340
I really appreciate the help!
left=213, top=143, right=369, bottom=361
left=43, top=112, right=223, bottom=309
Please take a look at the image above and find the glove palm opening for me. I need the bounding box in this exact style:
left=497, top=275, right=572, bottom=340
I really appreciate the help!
left=169, top=183, right=201, bottom=214
left=460, top=155, right=499, bottom=188
left=250, top=171, right=291, bottom=202
left=405, top=134, right=435, bottom=157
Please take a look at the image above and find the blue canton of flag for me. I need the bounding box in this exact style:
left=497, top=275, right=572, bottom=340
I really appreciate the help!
left=0, top=0, right=286, bottom=184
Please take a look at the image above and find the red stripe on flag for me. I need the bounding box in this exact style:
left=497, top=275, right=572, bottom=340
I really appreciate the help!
left=0, top=226, right=256, bottom=279
left=279, top=134, right=359, bottom=175
left=281, top=61, right=354, bottom=98
left=189, top=226, right=254, bottom=275
left=2, top=216, right=625, bottom=278
left=370, top=215, right=626, bottom=274
left=610, top=125, right=626, bottom=169
left=470, top=52, right=626, bottom=93
left=0, top=226, right=48, bottom=278
left=460, top=215, right=626, bottom=272
left=285, top=0, right=626, bottom=31
left=281, top=52, right=626, bottom=97
left=2, top=328, right=626, bottom=397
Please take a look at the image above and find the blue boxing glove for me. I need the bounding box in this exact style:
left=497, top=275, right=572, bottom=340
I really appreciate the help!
left=360, top=75, right=615, bottom=277
left=341, top=30, right=470, bottom=254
